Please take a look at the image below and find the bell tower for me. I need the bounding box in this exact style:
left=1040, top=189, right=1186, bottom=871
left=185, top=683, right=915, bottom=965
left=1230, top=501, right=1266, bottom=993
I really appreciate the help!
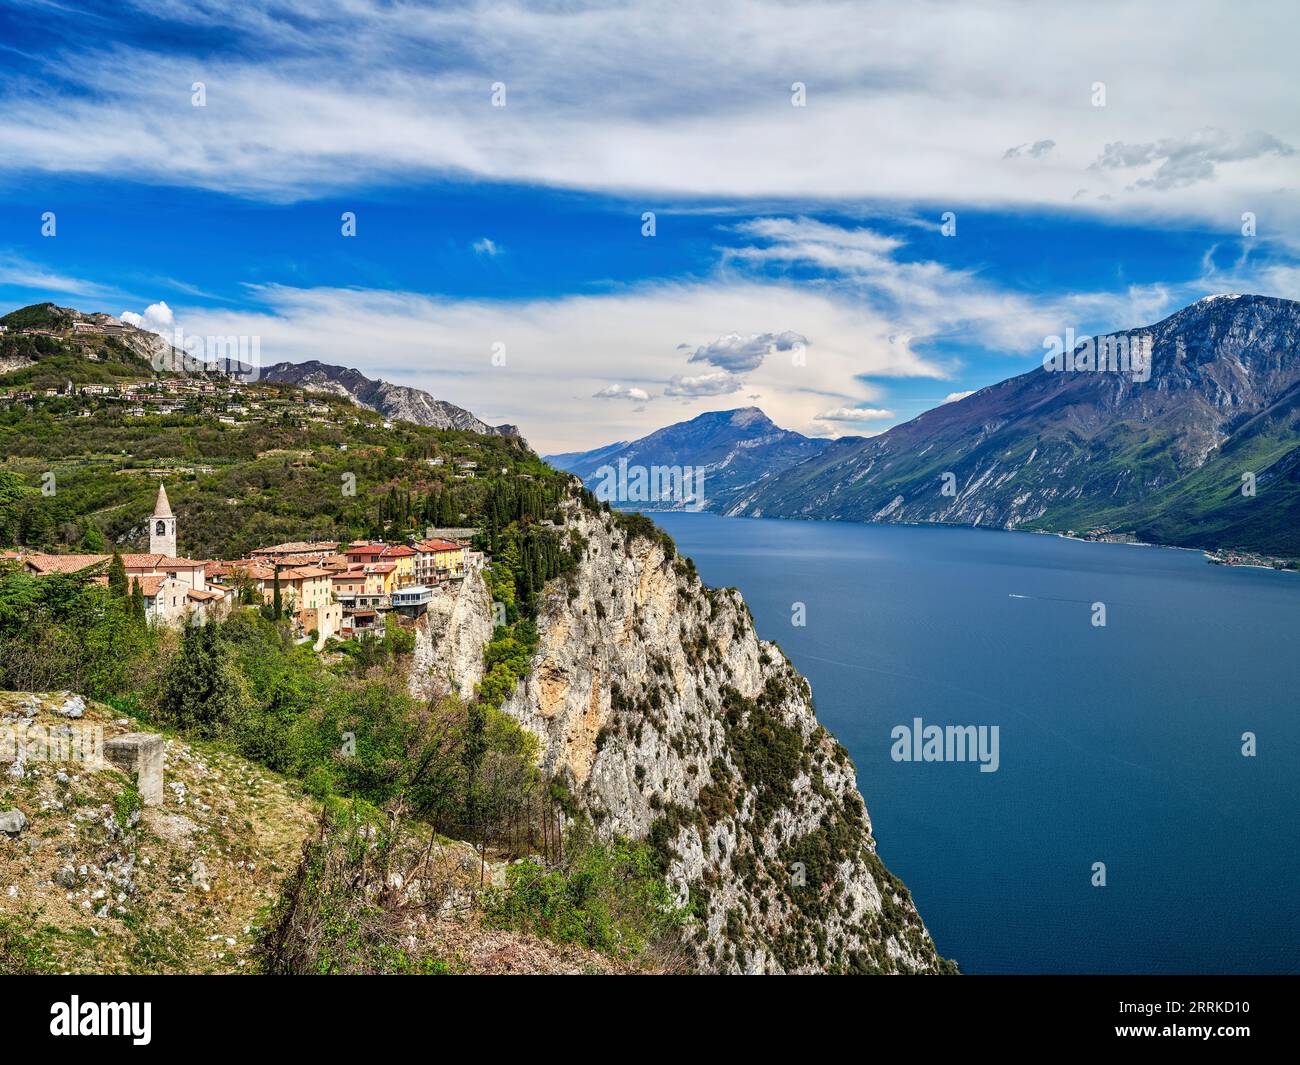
left=150, top=482, right=177, bottom=557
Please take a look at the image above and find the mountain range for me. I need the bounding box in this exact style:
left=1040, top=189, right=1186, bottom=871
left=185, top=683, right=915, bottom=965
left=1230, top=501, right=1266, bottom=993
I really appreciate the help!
left=0, top=304, right=516, bottom=439
left=259, top=361, right=519, bottom=437
left=546, top=407, right=837, bottom=513
left=558, top=295, right=1300, bottom=557
left=732, top=294, right=1300, bottom=556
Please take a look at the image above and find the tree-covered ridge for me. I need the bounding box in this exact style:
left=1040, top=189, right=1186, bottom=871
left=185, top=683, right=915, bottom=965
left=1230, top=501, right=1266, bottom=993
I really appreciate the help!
left=0, top=382, right=569, bottom=558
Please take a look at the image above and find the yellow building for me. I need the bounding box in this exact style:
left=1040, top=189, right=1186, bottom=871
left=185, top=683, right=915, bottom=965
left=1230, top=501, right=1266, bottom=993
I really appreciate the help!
left=414, top=539, right=466, bottom=582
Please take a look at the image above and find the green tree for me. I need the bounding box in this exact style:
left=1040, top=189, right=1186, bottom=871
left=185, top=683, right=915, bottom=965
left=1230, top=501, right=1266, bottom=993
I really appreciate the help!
left=80, top=522, right=106, bottom=552
left=129, top=576, right=146, bottom=624
left=0, top=472, right=26, bottom=547
left=158, top=619, right=246, bottom=737
left=107, top=550, right=128, bottom=599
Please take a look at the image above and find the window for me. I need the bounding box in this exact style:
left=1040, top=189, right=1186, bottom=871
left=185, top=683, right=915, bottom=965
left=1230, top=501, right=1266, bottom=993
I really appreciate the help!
left=156, top=520, right=166, bottom=535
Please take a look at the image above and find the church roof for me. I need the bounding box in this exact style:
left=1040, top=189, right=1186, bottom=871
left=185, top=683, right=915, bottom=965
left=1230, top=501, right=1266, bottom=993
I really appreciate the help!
left=153, top=482, right=174, bottom=519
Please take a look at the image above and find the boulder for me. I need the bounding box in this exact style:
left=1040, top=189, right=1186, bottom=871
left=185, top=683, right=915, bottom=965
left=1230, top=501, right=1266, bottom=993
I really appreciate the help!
left=0, top=808, right=28, bottom=836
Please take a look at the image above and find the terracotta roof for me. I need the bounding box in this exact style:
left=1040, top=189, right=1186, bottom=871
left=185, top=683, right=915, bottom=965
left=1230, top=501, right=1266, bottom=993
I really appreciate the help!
left=251, top=540, right=338, bottom=555
left=209, top=562, right=274, bottom=581
left=187, top=588, right=226, bottom=602
left=417, top=539, right=463, bottom=552
left=92, top=573, right=168, bottom=597
left=119, top=553, right=206, bottom=570
left=279, top=566, right=332, bottom=580
left=23, top=553, right=109, bottom=574
left=135, top=575, right=168, bottom=597
left=380, top=545, right=416, bottom=558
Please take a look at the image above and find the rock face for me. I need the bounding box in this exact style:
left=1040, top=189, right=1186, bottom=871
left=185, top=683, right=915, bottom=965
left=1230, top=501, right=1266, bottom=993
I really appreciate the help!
left=421, top=500, right=949, bottom=973
left=260, top=360, right=520, bottom=437
left=408, top=554, right=496, bottom=702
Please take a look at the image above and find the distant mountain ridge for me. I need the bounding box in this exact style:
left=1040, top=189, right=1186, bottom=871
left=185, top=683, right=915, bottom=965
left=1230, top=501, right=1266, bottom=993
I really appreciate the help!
left=732, top=294, right=1300, bottom=557
left=257, top=361, right=521, bottom=437
left=547, top=407, right=837, bottom=512
left=0, top=304, right=517, bottom=439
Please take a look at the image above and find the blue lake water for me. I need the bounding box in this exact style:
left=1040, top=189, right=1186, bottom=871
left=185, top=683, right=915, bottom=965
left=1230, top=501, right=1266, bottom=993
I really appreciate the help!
left=652, top=513, right=1300, bottom=974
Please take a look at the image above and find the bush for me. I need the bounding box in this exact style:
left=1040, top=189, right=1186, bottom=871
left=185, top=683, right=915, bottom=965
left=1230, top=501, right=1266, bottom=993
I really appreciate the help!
left=482, top=827, right=686, bottom=965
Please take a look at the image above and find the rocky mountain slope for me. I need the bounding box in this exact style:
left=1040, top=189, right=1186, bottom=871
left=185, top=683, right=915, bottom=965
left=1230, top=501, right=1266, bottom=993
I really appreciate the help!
left=261, top=360, right=519, bottom=437
left=733, top=295, right=1300, bottom=556
left=0, top=303, right=183, bottom=383
left=547, top=408, right=835, bottom=513
left=0, top=691, right=317, bottom=973
left=410, top=499, right=951, bottom=974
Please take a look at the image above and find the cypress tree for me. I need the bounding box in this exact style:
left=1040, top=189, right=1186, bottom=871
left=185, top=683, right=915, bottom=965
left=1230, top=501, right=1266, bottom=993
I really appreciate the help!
left=130, top=576, right=146, bottom=623
left=107, top=550, right=129, bottom=599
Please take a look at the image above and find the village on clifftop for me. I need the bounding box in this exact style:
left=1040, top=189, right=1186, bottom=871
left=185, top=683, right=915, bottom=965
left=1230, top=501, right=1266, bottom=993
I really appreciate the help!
left=3, top=483, right=472, bottom=649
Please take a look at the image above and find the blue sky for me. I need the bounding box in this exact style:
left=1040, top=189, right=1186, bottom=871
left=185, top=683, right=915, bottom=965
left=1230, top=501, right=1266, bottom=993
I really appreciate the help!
left=2, top=1, right=1298, bottom=451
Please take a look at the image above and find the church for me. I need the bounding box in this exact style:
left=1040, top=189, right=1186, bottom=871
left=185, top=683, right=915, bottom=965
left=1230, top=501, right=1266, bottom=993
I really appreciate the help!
left=20, top=483, right=231, bottom=626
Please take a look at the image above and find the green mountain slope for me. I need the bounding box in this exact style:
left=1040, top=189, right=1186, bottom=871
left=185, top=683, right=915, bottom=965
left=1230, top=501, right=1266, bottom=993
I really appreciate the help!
left=734, top=295, right=1300, bottom=557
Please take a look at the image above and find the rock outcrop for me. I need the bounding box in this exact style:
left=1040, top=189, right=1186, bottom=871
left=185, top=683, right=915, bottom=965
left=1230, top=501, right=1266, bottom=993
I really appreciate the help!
left=420, top=499, right=950, bottom=974
left=408, top=554, right=496, bottom=702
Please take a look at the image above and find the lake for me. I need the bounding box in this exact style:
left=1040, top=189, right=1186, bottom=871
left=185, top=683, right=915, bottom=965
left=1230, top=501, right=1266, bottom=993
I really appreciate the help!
left=652, top=513, right=1300, bottom=974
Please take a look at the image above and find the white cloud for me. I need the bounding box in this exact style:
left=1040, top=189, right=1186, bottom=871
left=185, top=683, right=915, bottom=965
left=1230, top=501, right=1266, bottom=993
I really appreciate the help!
left=1, top=1, right=1295, bottom=230
left=472, top=237, right=500, bottom=257
left=593, top=384, right=651, bottom=402
left=120, top=300, right=176, bottom=337
left=664, top=371, right=744, bottom=398
left=168, top=275, right=937, bottom=452
left=725, top=216, right=1183, bottom=353
left=943, top=390, right=976, bottom=403
left=815, top=406, right=896, bottom=422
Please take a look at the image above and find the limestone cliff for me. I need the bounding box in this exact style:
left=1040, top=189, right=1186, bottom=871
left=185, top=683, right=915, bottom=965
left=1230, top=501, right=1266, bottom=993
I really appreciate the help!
left=411, top=499, right=951, bottom=974
left=409, top=553, right=495, bottom=703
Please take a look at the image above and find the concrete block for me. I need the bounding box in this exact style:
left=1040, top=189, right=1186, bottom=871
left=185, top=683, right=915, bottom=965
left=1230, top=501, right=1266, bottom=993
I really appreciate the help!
left=104, top=733, right=164, bottom=807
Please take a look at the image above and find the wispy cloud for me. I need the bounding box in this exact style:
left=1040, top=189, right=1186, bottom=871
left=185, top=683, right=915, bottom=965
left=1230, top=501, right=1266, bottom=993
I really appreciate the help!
left=0, top=252, right=122, bottom=300
left=0, top=0, right=1295, bottom=229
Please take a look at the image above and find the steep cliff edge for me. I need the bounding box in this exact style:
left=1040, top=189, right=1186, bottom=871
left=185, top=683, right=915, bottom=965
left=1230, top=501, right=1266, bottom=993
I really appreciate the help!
left=410, top=500, right=951, bottom=974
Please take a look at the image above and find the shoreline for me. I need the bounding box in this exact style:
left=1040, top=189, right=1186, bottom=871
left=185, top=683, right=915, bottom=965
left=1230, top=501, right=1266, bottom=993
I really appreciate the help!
left=634, top=505, right=1300, bottom=574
